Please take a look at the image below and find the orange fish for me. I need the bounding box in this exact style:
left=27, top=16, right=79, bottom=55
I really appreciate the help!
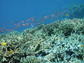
left=40, top=17, right=43, bottom=21
left=17, top=23, right=21, bottom=27
left=11, top=21, right=13, bottom=23
left=22, top=24, right=26, bottom=26
left=32, top=16, right=35, bottom=17
left=26, top=20, right=29, bottom=22
left=44, top=16, right=49, bottom=20
left=3, top=23, right=5, bottom=25
left=14, top=24, right=17, bottom=25
left=21, top=21, right=24, bottom=23
left=36, top=23, right=41, bottom=25
left=15, top=21, right=18, bottom=23
left=3, top=26, right=6, bottom=28
left=11, top=28, right=14, bottom=32
left=25, top=23, right=29, bottom=26
left=32, top=19, right=35, bottom=21
left=29, top=18, right=31, bottom=20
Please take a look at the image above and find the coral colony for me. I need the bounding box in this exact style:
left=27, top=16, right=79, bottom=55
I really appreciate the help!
left=0, top=4, right=84, bottom=63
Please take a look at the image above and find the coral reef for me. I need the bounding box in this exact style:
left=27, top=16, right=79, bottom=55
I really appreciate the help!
left=0, top=18, right=84, bottom=63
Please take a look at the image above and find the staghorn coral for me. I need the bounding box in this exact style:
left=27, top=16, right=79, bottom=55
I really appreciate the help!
left=0, top=18, right=84, bottom=63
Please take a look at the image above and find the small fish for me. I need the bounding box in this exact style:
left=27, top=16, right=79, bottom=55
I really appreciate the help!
left=64, top=11, right=66, bottom=13
left=44, top=16, right=49, bottom=19
left=15, top=21, right=18, bottom=23
left=17, top=23, right=21, bottom=27
left=32, top=16, right=35, bottom=17
left=8, top=50, right=14, bottom=54
left=60, top=4, right=63, bottom=5
left=32, top=19, right=35, bottom=21
left=1, top=42, right=7, bottom=45
left=0, top=28, right=2, bottom=30
left=3, top=23, right=5, bottom=25
left=22, top=24, right=26, bottom=26
left=29, top=18, right=31, bottom=20
left=21, top=21, right=24, bottom=23
left=8, top=22, right=10, bottom=24
left=82, top=45, right=84, bottom=47
left=11, top=21, right=13, bottom=23
left=55, top=16, right=58, bottom=18
left=3, top=26, right=7, bottom=28
left=65, top=14, right=69, bottom=17
left=11, top=28, right=14, bottom=32
left=40, top=17, right=43, bottom=21
left=34, top=59, right=37, bottom=61
left=71, top=13, right=74, bottom=15
left=36, top=23, right=41, bottom=25
left=26, top=19, right=30, bottom=21
left=14, top=24, right=17, bottom=25
left=30, top=23, right=34, bottom=27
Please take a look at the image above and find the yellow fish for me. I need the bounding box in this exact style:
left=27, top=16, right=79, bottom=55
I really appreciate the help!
left=8, top=50, right=14, bottom=54
left=65, top=14, right=69, bottom=17
left=71, top=13, right=74, bottom=15
left=34, top=59, right=37, bottom=61
left=1, top=42, right=7, bottom=45
left=82, top=45, right=84, bottom=47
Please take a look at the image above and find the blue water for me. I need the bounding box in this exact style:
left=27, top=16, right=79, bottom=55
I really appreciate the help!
left=0, top=0, right=84, bottom=34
